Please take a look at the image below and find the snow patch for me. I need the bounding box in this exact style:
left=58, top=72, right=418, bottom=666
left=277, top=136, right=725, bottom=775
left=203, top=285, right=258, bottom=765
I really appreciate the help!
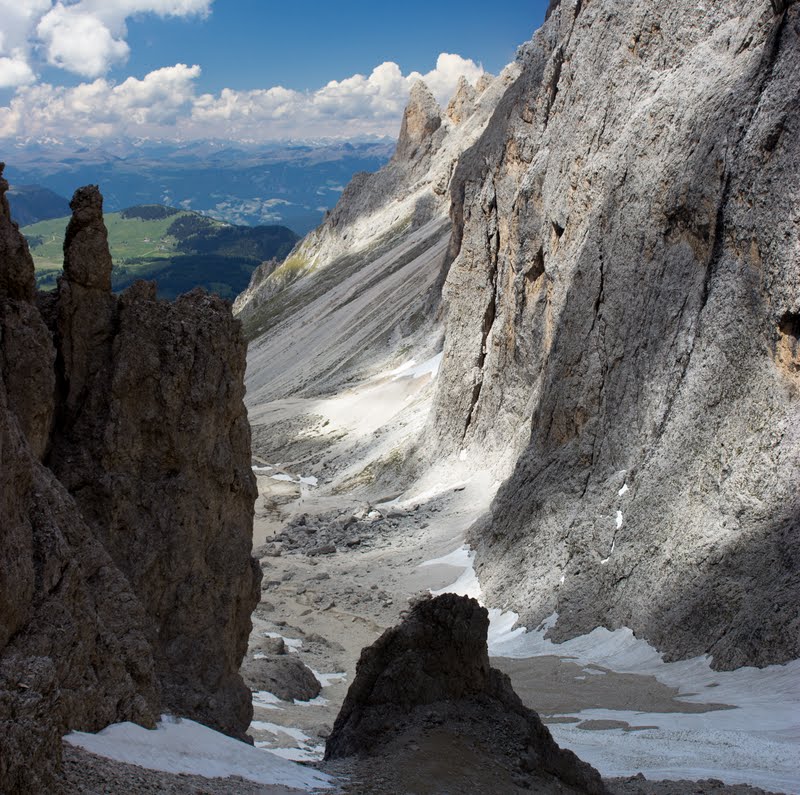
left=252, top=691, right=283, bottom=710
left=390, top=352, right=443, bottom=381
left=312, top=669, right=347, bottom=688
left=64, top=715, right=331, bottom=790
left=618, top=483, right=629, bottom=496
left=265, top=631, right=302, bottom=652
left=428, top=547, right=800, bottom=793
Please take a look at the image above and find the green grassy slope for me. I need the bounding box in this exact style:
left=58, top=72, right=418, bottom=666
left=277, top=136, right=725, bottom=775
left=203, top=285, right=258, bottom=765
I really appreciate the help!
left=23, top=204, right=299, bottom=301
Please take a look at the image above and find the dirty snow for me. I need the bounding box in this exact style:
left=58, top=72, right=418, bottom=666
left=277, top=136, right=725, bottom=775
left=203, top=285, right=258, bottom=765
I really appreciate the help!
left=64, top=715, right=332, bottom=790
left=424, top=545, right=800, bottom=794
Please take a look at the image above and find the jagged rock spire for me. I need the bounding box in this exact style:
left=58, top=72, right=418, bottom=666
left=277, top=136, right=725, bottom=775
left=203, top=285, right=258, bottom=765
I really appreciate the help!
left=0, top=163, right=36, bottom=304
left=446, top=75, right=477, bottom=124
left=63, top=185, right=113, bottom=290
left=394, top=79, right=442, bottom=161
left=476, top=72, right=495, bottom=94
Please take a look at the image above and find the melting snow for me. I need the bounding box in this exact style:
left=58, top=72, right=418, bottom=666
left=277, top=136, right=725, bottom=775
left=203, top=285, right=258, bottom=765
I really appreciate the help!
left=64, top=715, right=332, bottom=790
left=615, top=510, right=623, bottom=529
left=265, top=631, right=302, bottom=652
left=251, top=722, right=326, bottom=763
left=389, top=352, right=443, bottom=381
left=312, top=669, right=347, bottom=688
left=618, top=483, right=629, bottom=496
left=423, top=545, right=800, bottom=793
left=252, top=691, right=283, bottom=710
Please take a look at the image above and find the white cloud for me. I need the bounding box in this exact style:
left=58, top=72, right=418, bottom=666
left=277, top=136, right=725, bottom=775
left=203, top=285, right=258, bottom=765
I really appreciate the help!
left=37, top=5, right=131, bottom=77
left=0, top=53, right=485, bottom=142
left=0, top=0, right=211, bottom=82
left=0, top=55, right=36, bottom=88
left=189, top=53, right=484, bottom=140
left=4, top=63, right=200, bottom=137
left=0, top=0, right=52, bottom=86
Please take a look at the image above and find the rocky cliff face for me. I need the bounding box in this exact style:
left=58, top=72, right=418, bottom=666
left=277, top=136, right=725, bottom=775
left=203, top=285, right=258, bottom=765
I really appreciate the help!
left=236, top=72, right=517, bottom=408
left=239, top=0, right=798, bottom=672
left=429, top=0, right=800, bottom=668
left=0, top=166, right=259, bottom=792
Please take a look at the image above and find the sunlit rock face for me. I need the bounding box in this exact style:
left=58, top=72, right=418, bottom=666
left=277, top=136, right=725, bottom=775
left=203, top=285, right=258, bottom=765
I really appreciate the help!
left=0, top=168, right=259, bottom=792
left=429, top=0, right=800, bottom=668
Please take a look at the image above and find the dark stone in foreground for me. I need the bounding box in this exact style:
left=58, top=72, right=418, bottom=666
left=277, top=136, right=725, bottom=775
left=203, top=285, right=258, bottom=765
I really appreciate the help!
left=325, top=593, right=607, bottom=794
left=0, top=167, right=260, bottom=792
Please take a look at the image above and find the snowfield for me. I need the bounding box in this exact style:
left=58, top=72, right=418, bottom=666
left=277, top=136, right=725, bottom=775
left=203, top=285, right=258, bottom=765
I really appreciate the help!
left=64, top=715, right=332, bottom=790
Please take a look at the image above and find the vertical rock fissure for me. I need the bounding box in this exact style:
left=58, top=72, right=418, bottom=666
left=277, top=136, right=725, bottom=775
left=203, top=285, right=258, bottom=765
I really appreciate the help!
left=461, top=206, right=500, bottom=444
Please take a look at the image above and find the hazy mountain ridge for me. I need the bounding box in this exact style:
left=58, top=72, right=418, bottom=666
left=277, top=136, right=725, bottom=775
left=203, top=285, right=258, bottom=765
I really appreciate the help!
left=5, top=184, right=69, bottom=226
left=3, top=139, right=394, bottom=235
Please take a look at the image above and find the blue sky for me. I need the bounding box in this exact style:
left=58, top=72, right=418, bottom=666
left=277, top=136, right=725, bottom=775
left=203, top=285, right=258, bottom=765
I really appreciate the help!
left=0, top=1, right=550, bottom=142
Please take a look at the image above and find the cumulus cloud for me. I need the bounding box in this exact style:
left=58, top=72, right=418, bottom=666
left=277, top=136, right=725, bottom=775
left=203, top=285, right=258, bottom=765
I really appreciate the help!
left=0, top=56, right=36, bottom=88
left=0, top=0, right=52, bottom=86
left=0, top=53, right=485, bottom=142
left=189, top=53, right=484, bottom=140
left=5, top=63, right=200, bottom=137
left=37, top=5, right=130, bottom=77
left=0, top=0, right=211, bottom=82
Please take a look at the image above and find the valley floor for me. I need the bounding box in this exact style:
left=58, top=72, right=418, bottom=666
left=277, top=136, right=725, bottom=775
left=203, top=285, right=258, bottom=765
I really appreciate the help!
left=65, top=359, right=799, bottom=794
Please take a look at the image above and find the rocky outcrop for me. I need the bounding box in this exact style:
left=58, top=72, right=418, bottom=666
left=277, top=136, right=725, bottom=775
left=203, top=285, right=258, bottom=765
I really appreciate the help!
left=325, top=593, right=606, bottom=794
left=428, top=0, right=800, bottom=667
left=238, top=73, right=517, bottom=418
left=393, top=80, right=444, bottom=166
left=241, top=653, right=321, bottom=702
left=446, top=76, right=477, bottom=124
left=0, top=167, right=259, bottom=791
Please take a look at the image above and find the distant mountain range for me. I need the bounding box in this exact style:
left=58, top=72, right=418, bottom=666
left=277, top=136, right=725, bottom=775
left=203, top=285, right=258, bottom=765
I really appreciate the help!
left=6, top=184, right=70, bottom=226
left=23, top=204, right=298, bottom=301
left=3, top=138, right=394, bottom=235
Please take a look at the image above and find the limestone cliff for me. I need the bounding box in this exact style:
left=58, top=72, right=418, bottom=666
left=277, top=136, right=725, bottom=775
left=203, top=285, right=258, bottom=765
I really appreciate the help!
left=430, top=0, right=800, bottom=668
left=236, top=72, right=516, bottom=410
left=0, top=166, right=259, bottom=792
left=239, top=0, right=798, bottom=672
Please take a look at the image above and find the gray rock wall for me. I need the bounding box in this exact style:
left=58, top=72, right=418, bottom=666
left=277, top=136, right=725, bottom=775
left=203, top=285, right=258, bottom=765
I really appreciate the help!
left=430, top=0, right=800, bottom=667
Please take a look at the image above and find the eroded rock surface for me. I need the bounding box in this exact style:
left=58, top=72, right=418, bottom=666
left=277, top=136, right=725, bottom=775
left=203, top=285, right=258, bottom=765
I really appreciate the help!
left=0, top=168, right=259, bottom=791
left=325, top=593, right=606, bottom=794
left=429, top=0, right=800, bottom=668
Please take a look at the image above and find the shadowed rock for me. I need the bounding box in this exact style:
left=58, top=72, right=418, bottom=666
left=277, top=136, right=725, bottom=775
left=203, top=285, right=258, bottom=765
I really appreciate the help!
left=326, top=593, right=607, bottom=794
left=0, top=177, right=259, bottom=791
left=430, top=0, right=800, bottom=670
left=0, top=163, right=35, bottom=303
left=63, top=185, right=112, bottom=290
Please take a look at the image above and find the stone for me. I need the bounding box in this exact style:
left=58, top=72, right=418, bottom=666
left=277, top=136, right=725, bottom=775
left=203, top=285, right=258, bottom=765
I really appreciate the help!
left=429, top=0, right=800, bottom=669
left=308, top=543, right=337, bottom=556
left=0, top=163, right=35, bottom=303
left=325, top=594, right=606, bottom=794
left=394, top=80, right=442, bottom=162
left=446, top=76, right=477, bottom=125
left=241, top=655, right=321, bottom=702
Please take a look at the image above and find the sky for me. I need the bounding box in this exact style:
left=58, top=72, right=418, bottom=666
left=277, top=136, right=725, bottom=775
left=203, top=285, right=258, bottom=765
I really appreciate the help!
left=0, top=0, right=549, bottom=143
